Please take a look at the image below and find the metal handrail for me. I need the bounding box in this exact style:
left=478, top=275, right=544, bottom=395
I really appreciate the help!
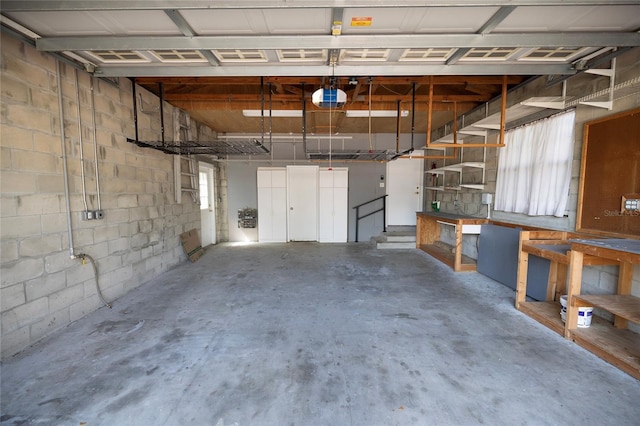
left=352, top=195, right=387, bottom=242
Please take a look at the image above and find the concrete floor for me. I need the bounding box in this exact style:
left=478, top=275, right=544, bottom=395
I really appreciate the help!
left=1, top=243, right=638, bottom=425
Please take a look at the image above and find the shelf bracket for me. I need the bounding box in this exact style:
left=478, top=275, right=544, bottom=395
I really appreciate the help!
left=579, top=58, right=616, bottom=110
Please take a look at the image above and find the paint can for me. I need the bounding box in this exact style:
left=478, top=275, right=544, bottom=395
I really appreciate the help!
left=559, top=295, right=593, bottom=328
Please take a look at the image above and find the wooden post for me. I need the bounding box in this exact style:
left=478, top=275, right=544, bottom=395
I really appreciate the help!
left=516, top=231, right=530, bottom=309
left=565, top=249, right=585, bottom=338
left=614, top=261, right=633, bottom=329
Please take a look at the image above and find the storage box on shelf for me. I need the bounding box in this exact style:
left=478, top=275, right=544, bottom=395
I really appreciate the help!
left=566, top=239, right=640, bottom=380
left=416, top=212, right=488, bottom=272
left=515, top=230, right=618, bottom=335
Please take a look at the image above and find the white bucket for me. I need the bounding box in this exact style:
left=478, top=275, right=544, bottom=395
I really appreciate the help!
left=559, top=295, right=593, bottom=328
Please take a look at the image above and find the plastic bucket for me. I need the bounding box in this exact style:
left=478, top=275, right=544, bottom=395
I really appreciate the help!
left=559, top=295, right=593, bottom=328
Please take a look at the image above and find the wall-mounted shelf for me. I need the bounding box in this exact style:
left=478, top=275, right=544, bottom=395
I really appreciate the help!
left=425, top=162, right=486, bottom=191
left=429, top=96, right=568, bottom=146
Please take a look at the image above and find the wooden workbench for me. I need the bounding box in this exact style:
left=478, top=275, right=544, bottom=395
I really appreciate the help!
left=565, top=238, right=640, bottom=380
left=515, top=230, right=618, bottom=335
left=416, top=212, right=488, bottom=272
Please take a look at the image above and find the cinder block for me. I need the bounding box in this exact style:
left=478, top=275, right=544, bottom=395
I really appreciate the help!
left=135, top=167, right=152, bottom=181
left=92, top=254, right=123, bottom=274
left=1, top=257, right=44, bottom=289
left=33, top=132, right=61, bottom=155
left=94, top=225, right=120, bottom=244
left=25, top=271, right=66, bottom=301
left=0, top=196, right=16, bottom=218
left=37, top=174, right=64, bottom=193
left=30, top=87, right=59, bottom=113
left=130, top=233, right=149, bottom=250
left=1, top=240, right=19, bottom=263
left=106, top=208, right=129, bottom=224
left=121, top=249, right=141, bottom=265
left=1, top=123, right=33, bottom=151
left=44, top=250, right=75, bottom=274
left=2, top=56, right=51, bottom=90
left=113, top=164, right=137, bottom=180
left=72, top=228, right=95, bottom=247
left=117, top=194, right=138, bottom=208
left=5, top=103, right=53, bottom=134
left=41, top=213, right=67, bottom=234
left=108, top=237, right=130, bottom=255
left=48, top=284, right=84, bottom=313
left=19, top=234, right=62, bottom=258
left=12, top=149, right=57, bottom=174
left=138, top=194, right=154, bottom=207
left=16, top=193, right=61, bottom=215
left=12, top=296, right=49, bottom=328
left=1, top=148, right=11, bottom=169
left=0, top=171, right=37, bottom=194
left=129, top=206, right=148, bottom=221
left=65, top=260, right=96, bottom=286
left=138, top=220, right=153, bottom=234
left=0, top=283, right=26, bottom=311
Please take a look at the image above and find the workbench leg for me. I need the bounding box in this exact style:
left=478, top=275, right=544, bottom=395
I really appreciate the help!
left=565, top=249, right=584, bottom=339
left=552, top=263, right=568, bottom=302
left=453, top=224, right=462, bottom=272
left=614, top=261, right=633, bottom=329
left=516, top=238, right=529, bottom=309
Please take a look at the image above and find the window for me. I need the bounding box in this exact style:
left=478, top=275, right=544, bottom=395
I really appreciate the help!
left=495, top=110, right=576, bottom=217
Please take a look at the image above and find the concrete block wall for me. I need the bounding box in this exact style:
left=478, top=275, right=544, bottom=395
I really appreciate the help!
left=0, top=34, right=219, bottom=359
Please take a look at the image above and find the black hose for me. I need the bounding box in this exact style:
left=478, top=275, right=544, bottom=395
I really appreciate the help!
left=78, top=253, right=112, bottom=309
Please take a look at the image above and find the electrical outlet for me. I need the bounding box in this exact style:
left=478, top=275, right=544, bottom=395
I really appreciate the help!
left=95, top=210, right=105, bottom=219
left=621, top=194, right=640, bottom=212
left=81, top=210, right=93, bottom=220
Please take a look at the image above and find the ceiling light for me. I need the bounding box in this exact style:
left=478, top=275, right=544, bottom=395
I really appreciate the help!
left=345, top=110, right=410, bottom=118
left=242, top=110, right=303, bottom=117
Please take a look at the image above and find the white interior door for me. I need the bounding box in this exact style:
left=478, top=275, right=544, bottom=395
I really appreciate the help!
left=199, top=163, right=216, bottom=246
left=319, top=168, right=348, bottom=242
left=287, top=165, right=318, bottom=241
left=386, top=150, right=423, bottom=226
left=257, top=168, right=287, bottom=242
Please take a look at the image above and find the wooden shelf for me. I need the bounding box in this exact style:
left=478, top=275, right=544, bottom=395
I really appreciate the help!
left=426, top=162, right=485, bottom=192
left=416, top=212, right=488, bottom=272
left=518, top=301, right=565, bottom=335
left=570, top=321, right=640, bottom=380
left=565, top=238, right=640, bottom=380
left=573, top=294, right=640, bottom=323
left=419, top=243, right=477, bottom=272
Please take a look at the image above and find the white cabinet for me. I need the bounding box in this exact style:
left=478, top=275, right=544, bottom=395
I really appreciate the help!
left=257, top=168, right=287, bottom=242
left=319, top=168, right=349, bottom=243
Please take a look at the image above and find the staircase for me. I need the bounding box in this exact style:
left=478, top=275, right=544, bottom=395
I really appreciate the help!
left=372, top=225, right=416, bottom=249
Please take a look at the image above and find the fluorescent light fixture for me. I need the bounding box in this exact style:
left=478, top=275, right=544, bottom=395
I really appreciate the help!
left=345, top=110, right=410, bottom=118
left=242, top=109, right=303, bottom=117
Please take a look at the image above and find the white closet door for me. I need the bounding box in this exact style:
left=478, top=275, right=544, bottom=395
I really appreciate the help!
left=319, top=168, right=348, bottom=243
left=257, top=168, right=287, bottom=242
left=287, top=165, right=318, bottom=241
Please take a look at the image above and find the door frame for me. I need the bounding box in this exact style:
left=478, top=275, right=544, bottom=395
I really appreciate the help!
left=386, top=150, right=424, bottom=226
left=199, top=162, right=216, bottom=246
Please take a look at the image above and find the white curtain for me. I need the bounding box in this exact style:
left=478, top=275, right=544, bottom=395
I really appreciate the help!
left=495, top=110, right=575, bottom=217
